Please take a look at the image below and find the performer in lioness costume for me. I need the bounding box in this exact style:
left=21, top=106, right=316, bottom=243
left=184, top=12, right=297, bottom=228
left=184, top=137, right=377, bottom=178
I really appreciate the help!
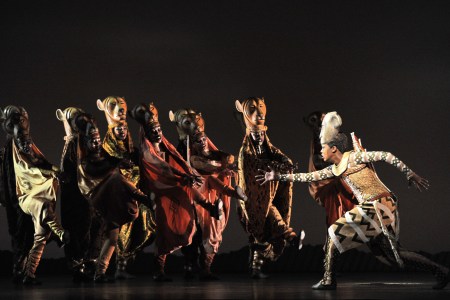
left=74, top=112, right=154, bottom=283
left=1, top=105, right=69, bottom=285
left=235, top=97, right=301, bottom=279
left=169, top=108, right=247, bottom=280
left=130, top=103, right=222, bottom=282
left=57, top=107, right=101, bottom=282
left=1, top=106, right=35, bottom=284
left=97, top=96, right=156, bottom=280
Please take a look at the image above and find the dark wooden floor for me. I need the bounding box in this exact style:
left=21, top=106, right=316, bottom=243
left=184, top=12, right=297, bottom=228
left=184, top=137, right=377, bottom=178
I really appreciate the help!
left=1, top=272, right=448, bottom=299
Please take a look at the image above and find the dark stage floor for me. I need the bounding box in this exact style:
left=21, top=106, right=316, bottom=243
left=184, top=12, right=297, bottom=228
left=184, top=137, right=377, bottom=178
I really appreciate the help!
left=1, top=273, right=449, bottom=299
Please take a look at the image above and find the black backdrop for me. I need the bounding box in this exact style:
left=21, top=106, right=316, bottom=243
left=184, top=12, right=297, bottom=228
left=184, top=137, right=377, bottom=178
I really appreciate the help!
left=1, top=1, right=449, bottom=258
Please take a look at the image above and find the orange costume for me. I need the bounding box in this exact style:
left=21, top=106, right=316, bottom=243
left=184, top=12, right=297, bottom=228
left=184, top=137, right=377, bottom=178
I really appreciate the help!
left=169, top=108, right=240, bottom=279
left=139, top=130, right=197, bottom=255
left=131, top=103, right=221, bottom=281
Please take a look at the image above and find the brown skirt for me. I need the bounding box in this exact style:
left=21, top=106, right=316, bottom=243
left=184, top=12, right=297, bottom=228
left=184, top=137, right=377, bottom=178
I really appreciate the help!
left=91, top=170, right=139, bottom=226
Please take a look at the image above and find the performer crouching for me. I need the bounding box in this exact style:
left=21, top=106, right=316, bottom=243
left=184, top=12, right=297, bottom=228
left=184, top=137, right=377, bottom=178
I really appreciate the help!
left=257, top=111, right=449, bottom=290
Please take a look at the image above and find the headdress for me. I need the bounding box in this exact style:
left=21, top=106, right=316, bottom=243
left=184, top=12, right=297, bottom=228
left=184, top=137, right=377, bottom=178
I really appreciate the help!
left=168, top=108, right=202, bottom=140
left=129, top=102, right=159, bottom=128
left=0, top=105, right=29, bottom=136
left=56, top=107, right=85, bottom=137
left=74, top=113, right=99, bottom=138
left=97, top=96, right=127, bottom=127
left=235, top=97, right=267, bottom=133
left=319, top=111, right=342, bottom=145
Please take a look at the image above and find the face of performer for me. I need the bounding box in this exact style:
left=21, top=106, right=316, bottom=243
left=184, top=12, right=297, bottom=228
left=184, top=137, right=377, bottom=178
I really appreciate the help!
left=113, top=124, right=128, bottom=141
left=250, top=130, right=265, bottom=146
left=321, top=143, right=339, bottom=163
left=87, top=130, right=102, bottom=153
left=15, top=133, right=33, bottom=154
left=193, top=133, right=209, bottom=153
left=148, top=125, right=162, bottom=144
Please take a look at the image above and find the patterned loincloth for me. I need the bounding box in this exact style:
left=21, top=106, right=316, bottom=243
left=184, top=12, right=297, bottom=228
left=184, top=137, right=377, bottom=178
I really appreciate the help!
left=328, top=196, right=399, bottom=254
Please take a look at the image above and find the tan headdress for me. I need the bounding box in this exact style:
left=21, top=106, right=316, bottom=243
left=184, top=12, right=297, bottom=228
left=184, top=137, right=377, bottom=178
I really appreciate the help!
left=97, top=96, right=127, bottom=126
left=235, top=97, right=267, bottom=133
left=97, top=97, right=135, bottom=158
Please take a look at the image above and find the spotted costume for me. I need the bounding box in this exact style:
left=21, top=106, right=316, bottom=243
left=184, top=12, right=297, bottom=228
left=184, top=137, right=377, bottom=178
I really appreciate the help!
left=235, top=97, right=298, bottom=278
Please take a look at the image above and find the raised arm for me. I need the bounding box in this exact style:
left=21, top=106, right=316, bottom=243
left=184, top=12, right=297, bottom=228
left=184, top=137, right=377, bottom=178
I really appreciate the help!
left=352, top=151, right=429, bottom=191
left=352, top=151, right=414, bottom=178
left=256, top=165, right=335, bottom=185
left=191, top=155, right=223, bottom=173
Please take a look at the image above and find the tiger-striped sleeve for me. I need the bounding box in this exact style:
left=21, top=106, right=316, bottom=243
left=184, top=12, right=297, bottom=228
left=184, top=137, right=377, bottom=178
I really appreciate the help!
left=351, top=151, right=415, bottom=179
left=279, top=165, right=334, bottom=182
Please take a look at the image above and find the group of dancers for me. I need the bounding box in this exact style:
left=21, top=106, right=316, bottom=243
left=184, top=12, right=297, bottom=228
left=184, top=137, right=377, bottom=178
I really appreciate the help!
left=0, top=96, right=448, bottom=290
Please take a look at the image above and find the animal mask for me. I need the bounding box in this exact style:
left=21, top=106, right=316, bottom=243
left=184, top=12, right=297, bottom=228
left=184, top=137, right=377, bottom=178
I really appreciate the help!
left=97, top=96, right=127, bottom=126
left=1, top=105, right=30, bottom=137
left=235, top=97, right=267, bottom=132
left=168, top=108, right=203, bottom=140
left=56, top=107, right=85, bottom=137
left=129, top=103, right=159, bottom=127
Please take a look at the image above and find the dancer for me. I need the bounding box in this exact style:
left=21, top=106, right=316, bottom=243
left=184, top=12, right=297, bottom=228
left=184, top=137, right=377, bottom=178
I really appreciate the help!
left=169, top=108, right=247, bottom=280
left=57, top=107, right=101, bottom=282
left=0, top=106, right=35, bottom=284
left=97, top=96, right=156, bottom=280
left=0, top=105, right=69, bottom=285
left=74, top=112, right=154, bottom=283
left=129, top=103, right=222, bottom=281
left=303, top=111, right=356, bottom=227
left=235, top=97, right=302, bottom=279
left=257, top=111, right=449, bottom=290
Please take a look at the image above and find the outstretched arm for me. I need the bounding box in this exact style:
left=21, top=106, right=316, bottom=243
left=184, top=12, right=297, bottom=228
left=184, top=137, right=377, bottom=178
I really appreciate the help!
left=256, top=165, right=334, bottom=185
left=352, top=151, right=430, bottom=191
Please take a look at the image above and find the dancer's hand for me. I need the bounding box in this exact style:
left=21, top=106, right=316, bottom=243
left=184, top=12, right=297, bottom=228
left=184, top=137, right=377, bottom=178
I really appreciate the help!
left=192, top=175, right=203, bottom=188
left=408, top=173, right=430, bottom=192
left=119, top=158, right=134, bottom=169
left=181, top=174, right=203, bottom=188
left=255, top=166, right=280, bottom=185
